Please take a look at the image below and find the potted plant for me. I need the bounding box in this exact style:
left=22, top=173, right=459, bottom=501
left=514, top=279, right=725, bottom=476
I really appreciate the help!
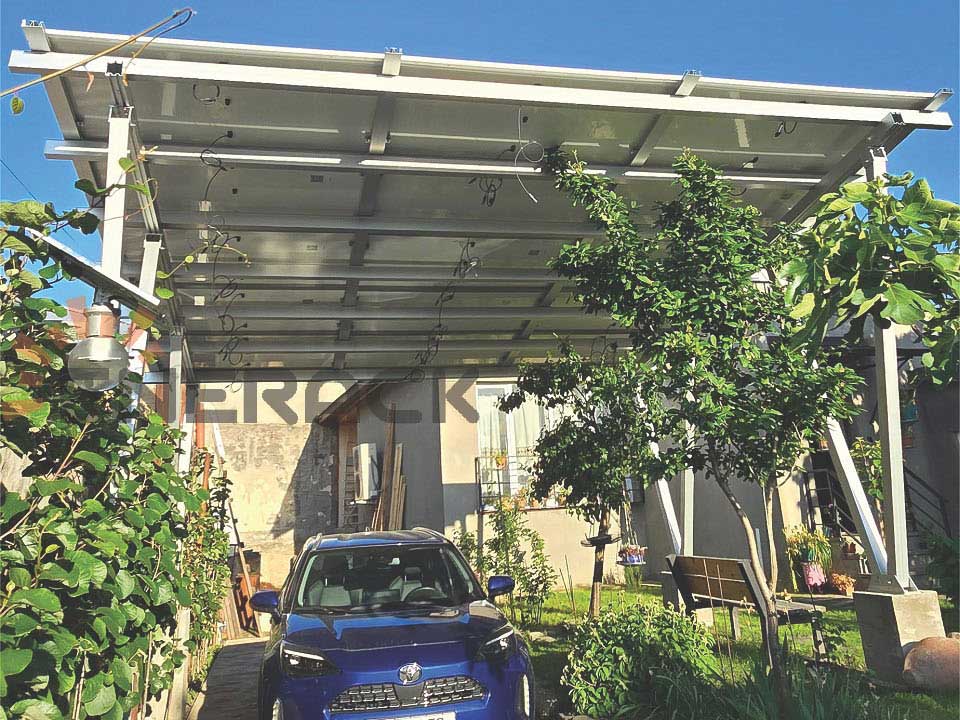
left=784, top=526, right=832, bottom=593
left=617, top=544, right=646, bottom=566
left=829, top=571, right=855, bottom=597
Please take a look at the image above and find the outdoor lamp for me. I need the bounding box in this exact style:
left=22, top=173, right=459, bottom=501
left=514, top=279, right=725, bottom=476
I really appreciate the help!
left=67, top=304, right=129, bottom=392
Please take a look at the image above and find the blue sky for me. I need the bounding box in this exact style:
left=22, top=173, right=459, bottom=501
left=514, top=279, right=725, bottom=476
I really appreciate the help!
left=2, top=0, right=958, bottom=303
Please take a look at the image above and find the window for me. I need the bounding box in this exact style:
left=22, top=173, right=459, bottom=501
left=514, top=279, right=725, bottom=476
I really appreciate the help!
left=475, top=383, right=562, bottom=506
left=292, top=544, right=484, bottom=613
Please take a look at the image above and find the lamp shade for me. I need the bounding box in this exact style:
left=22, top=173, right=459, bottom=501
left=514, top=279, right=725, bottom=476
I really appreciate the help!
left=67, top=304, right=129, bottom=392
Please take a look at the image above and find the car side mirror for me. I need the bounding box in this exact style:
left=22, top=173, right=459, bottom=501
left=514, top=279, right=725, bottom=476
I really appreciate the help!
left=487, top=575, right=515, bottom=599
left=251, top=589, right=281, bottom=620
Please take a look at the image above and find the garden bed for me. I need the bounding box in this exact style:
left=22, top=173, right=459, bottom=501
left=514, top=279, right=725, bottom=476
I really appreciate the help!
left=524, top=583, right=959, bottom=720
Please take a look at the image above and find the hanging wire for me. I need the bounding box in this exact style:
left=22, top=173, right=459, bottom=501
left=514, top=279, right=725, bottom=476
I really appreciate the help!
left=404, top=239, right=482, bottom=380
left=2, top=8, right=195, bottom=99
left=120, top=9, right=197, bottom=86
left=200, top=132, right=233, bottom=204
left=0, top=158, right=82, bottom=246
left=514, top=107, right=543, bottom=204
left=774, top=120, right=799, bottom=138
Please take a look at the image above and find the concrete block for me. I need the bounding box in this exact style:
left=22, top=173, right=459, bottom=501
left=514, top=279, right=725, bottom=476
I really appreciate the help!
left=853, top=589, right=946, bottom=683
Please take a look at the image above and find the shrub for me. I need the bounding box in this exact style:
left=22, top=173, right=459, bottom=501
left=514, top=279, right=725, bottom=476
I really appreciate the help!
left=561, top=599, right=718, bottom=718
left=453, top=499, right=556, bottom=626
left=926, top=533, right=959, bottom=606
left=1, top=199, right=231, bottom=719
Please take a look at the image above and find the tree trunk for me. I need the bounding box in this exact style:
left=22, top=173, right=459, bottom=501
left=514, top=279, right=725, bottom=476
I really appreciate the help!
left=763, top=481, right=780, bottom=591
left=717, top=477, right=789, bottom=719
left=589, top=510, right=610, bottom=618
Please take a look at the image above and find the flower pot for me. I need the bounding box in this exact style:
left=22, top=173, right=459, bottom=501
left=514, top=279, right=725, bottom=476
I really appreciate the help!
left=801, top=561, right=827, bottom=593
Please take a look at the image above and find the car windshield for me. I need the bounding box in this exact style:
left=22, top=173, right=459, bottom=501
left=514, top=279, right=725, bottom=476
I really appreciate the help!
left=292, top=544, right=484, bottom=614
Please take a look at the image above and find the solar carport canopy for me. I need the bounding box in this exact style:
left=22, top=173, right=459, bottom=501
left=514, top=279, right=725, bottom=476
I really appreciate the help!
left=9, top=22, right=953, bottom=381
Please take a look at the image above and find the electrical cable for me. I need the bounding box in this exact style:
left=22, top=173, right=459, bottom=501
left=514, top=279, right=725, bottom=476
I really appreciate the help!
left=2, top=8, right=195, bottom=99
left=514, top=108, right=543, bottom=204
left=1, top=157, right=82, bottom=245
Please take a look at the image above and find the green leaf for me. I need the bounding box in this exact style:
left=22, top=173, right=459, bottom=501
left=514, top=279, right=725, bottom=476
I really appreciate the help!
left=880, top=283, right=933, bottom=325
left=840, top=182, right=871, bottom=203
left=154, top=287, right=174, bottom=300
left=0, top=648, right=32, bottom=677
left=74, top=450, right=109, bottom=472
left=33, top=478, right=82, bottom=497
left=0, top=200, right=56, bottom=229
left=789, top=292, right=816, bottom=319
left=934, top=253, right=960, bottom=273
left=9, top=699, right=63, bottom=720
left=111, top=658, right=133, bottom=693
left=117, top=156, right=136, bottom=173
left=10, top=96, right=24, bottom=115
left=9, top=587, right=61, bottom=613
left=115, top=569, right=136, bottom=599
left=74, top=179, right=100, bottom=196
left=825, top=197, right=854, bottom=214
left=69, top=550, right=109, bottom=588
left=84, top=681, right=117, bottom=717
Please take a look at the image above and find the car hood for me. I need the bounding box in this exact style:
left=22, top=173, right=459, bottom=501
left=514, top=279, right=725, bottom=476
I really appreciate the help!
left=283, top=600, right=507, bottom=655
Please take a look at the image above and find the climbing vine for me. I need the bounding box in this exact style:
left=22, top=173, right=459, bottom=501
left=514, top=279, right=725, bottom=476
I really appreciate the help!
left=1, top=198, right=230, bottom=719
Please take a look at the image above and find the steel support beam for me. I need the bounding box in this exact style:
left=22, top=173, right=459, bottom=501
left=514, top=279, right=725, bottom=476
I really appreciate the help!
left=12, top=51, right=953, bottom=128
left=102, top=106, right=132, bottom=277
left=629, top=71, right=700, bottom=167
left=678, top=466, right=694, bottom=554
left=780, top=113, right=909, bottom=225
left=129, top=262, right=559, bottom=284
left=867, top=143, right=911, bottom=591
left=136, top=211, right=604, bottom=239
left=44, top=139, right=825, bottom=189
left=824, top=418, right=888, bottom=577
left=185, top=303, right=587, bottom=321
left=167, top=331, right=183, bottom=426
left=189, top=337, right=624, bottom=354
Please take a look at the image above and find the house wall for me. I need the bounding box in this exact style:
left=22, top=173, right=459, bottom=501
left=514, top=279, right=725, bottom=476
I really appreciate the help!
left=355, top=381, right=445, bottom=531
left=199, top=381, right=346, bottom=587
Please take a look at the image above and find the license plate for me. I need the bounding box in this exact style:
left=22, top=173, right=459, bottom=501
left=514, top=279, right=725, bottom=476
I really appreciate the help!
left=378, top=714, right=454, bottom=720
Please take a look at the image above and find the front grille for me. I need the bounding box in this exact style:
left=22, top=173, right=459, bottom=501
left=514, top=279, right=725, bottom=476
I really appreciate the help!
left=329, top=675, right=484, bottom=713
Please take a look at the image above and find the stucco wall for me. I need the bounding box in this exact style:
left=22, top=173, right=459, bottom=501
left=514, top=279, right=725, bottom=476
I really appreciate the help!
left=642, top=470, right=806, bottom=590
left=356, top=381, right=445, bottom=531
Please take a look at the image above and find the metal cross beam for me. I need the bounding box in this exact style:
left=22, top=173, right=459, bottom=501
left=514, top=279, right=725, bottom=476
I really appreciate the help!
left=11, top=51, right=953, bottom=128
left=45, top=140, right=826, bottom=189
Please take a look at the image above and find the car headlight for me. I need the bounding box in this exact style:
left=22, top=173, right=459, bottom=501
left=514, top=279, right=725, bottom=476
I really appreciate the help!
left=280, top=641, right=339, bottom=677
left=476, top=624, right=517, bottom=662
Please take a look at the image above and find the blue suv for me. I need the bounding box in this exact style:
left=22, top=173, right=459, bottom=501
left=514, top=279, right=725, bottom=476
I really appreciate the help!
left=251, top=528, right=535, bottom=720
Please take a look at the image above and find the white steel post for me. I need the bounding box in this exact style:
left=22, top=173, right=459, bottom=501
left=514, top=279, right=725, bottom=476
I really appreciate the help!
left=168, top=331, right=183, bottom=426
left=102, top=106, right=132, bottom=278
left=678, top=467, right=695, bottom=555
left=865, top=146, right=911, bottom=591
left=824, top=418, right=887, bottom=576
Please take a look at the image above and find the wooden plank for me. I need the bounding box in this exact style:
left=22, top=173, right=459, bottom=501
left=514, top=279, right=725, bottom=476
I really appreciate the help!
left=388, top=444, right=403, bottom=529
left=374, top=404, right=398, bottom=531
left=672, top=555, right=745, bottom=582
left=228, top=501, right=258, bottom=634
left=394, top=477, right=406, bottom=531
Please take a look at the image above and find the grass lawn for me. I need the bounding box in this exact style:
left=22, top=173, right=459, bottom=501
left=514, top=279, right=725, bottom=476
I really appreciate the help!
left=519, top=582, right=959, bottom=719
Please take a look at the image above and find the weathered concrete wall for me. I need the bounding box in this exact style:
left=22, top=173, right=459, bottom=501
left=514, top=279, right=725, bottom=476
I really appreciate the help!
left=201, top=382, right=346, bottom=587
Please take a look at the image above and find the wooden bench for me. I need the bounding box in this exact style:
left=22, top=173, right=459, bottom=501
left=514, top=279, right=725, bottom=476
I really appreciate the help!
left=665, top=554, right=827, bottom=657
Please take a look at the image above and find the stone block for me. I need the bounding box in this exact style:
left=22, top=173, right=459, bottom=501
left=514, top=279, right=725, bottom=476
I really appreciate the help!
left=853, top=589, right=946, bottom=683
